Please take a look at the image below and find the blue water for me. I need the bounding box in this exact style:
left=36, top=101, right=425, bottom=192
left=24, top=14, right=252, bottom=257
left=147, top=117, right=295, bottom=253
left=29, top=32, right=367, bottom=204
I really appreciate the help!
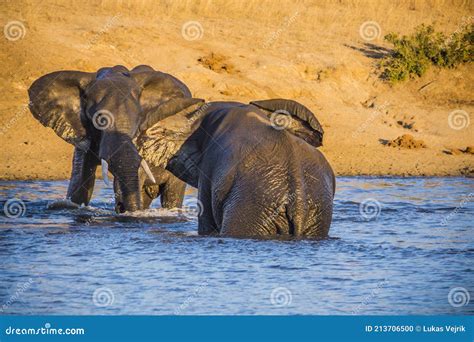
left=0, top=177, right=472, bottom=315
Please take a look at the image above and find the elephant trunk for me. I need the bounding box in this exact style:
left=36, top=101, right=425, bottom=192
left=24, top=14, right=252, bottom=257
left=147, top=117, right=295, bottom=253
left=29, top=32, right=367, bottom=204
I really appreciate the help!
left=100, top=132, right=145, bottom=213
left=112, top=158, right=142, bottom=213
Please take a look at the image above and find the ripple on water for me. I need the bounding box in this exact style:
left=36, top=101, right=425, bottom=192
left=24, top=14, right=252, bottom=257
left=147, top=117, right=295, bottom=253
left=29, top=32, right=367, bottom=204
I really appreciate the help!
left=0, top=177, right=473, bottom=315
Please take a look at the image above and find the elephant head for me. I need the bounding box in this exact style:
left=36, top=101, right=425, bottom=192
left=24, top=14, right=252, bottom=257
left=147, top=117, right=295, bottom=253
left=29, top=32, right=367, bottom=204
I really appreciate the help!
left=29, top=65, right=191, bottom=213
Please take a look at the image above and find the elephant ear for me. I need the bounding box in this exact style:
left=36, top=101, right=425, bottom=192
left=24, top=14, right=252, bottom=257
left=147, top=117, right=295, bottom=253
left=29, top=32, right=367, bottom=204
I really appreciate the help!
left=250, top=99, right=324, bottom=147
left=130, top=66, right=192, bottom=112
left=28, top=71, right=95, bottom=150
left=136, top=97, right=206, bottom=171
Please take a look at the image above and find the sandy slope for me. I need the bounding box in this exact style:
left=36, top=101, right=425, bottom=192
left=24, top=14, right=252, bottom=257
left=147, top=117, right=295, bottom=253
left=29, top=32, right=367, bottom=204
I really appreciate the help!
left=0, top=0, right=473, bottom=180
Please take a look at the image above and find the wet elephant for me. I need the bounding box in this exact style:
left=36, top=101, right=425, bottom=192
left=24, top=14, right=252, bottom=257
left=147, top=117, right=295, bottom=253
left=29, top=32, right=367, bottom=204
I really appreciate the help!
left=136, top=98, right=335, bottom=238
left=28, top=65, right=188, bottom=212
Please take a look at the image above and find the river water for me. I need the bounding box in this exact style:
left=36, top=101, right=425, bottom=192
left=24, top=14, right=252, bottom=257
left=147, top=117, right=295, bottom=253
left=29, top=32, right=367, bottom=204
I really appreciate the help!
left=0, top=177, right=472, bottom=315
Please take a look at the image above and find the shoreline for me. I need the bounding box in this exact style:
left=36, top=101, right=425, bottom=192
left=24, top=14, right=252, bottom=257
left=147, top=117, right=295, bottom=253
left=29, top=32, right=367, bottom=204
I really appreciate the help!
left=1, top=172, right=472, bottom=182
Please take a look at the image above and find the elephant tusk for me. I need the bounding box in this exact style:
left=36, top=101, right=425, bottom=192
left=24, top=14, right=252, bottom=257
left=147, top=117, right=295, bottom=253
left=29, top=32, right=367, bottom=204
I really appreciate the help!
left=101, top=159, right=110, bottom=186
left=141, top=159, right=156, bottom=184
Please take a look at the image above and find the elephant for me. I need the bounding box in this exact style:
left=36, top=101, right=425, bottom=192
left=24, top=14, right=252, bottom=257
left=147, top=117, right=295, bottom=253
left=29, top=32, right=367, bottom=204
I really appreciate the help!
left=136, top=98, right=335, bottom=238
left=28, top=65, right=189, bottom=213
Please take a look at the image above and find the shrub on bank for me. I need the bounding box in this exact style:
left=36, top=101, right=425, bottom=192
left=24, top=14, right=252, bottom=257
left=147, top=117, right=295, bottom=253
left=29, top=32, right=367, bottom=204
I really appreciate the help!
left=381, top=23, right=473, bottom=83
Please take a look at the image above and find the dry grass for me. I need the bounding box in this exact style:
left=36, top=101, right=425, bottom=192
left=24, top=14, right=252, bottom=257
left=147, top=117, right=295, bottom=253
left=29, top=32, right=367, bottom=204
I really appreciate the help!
left=9, top=0, right=473, bottom=29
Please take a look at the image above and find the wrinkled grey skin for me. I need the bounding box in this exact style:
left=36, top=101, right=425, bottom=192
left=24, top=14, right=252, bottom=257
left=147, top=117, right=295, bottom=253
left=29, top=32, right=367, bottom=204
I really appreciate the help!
left=28, top=65, right=187, bottom=213
left=138, top=98, right=335, bottom=239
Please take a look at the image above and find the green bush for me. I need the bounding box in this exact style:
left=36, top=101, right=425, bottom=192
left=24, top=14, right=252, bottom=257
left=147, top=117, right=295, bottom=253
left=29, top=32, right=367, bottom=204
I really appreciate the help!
left=381, top=23, right=473, bottom=83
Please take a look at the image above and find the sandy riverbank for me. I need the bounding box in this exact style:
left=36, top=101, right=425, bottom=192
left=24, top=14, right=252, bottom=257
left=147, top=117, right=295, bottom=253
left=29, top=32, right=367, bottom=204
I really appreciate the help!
left=1, top=0, right=472, bottom=180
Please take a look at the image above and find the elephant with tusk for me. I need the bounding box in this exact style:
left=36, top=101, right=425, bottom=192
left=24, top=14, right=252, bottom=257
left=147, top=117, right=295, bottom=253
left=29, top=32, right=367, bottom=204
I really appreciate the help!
left=28, top=65, right=189, bottom=213
left=136, top=98, right=336, bottom=239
